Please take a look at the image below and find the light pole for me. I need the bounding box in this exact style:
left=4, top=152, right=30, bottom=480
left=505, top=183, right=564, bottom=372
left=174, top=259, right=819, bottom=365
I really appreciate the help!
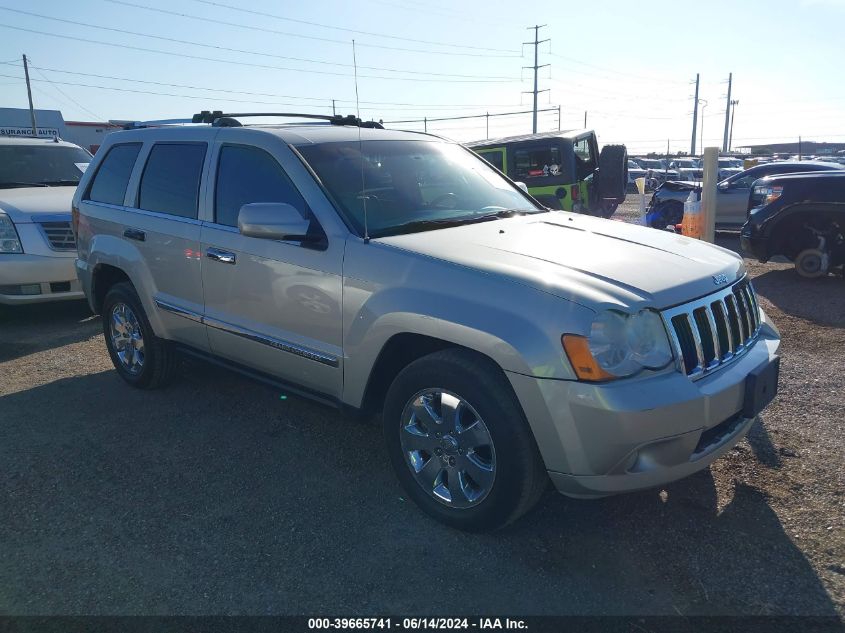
left=698, top=99, right=708, bottom=156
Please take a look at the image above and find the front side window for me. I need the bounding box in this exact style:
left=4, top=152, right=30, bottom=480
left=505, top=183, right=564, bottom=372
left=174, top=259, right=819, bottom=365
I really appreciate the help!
left=215, top=145, right=308, bottom=227
left=86, top=143, right=141, bottom=205
left=298, top=140, right=542, bottom=238
left=574, top=137, right=595, bottom=180
left=138, top=143, right=206, bottom=219
left=514, top=145, right=563, bottom=181
left=0, top=144, right=92, bottom=189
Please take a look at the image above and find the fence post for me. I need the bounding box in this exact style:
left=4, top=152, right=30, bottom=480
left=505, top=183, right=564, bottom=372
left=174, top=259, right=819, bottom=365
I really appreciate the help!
left=700, top=146, right=719, bottom=243
left=424, top=117, right=427, bottom=133
left=486, top=112, right=489, bottom=139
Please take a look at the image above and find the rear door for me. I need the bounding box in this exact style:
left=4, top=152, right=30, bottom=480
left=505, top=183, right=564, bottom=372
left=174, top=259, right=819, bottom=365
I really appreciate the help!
left=199, top=130, right=344, bottom=399
left=121, top=132, right=213, bottom=350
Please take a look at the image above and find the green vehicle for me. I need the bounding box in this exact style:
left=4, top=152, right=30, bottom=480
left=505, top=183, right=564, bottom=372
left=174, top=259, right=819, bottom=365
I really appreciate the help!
left=467, top=130, right=628, bottom=218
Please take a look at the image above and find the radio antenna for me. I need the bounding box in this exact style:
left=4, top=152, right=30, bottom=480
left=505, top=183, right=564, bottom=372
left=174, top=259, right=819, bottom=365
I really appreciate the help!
left=352, top=39, right=369, bottom=243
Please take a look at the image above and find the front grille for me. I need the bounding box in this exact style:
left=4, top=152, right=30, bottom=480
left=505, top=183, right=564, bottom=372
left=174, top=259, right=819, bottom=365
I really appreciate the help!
left=38, top=221, right=76, bottom=251
left=662, top=278, right=761, bottom=379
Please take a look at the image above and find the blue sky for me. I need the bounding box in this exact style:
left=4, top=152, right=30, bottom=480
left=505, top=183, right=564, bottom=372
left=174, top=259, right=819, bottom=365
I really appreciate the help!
left=0, top=0, right=843, bottom=153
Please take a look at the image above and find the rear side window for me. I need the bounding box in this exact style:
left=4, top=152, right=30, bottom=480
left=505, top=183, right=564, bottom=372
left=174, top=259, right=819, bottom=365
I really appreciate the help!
left=514, top=145, right=563, bottom=181
left=574, top=137, right=595, bottom=180
left=214, top=145, right=308, bottom=227
left=87, top=143, right=141, bottom=205
left=138, top=143, right=207, bottom=219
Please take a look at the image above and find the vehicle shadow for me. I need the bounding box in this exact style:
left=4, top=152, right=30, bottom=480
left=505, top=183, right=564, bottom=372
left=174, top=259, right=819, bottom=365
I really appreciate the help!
left=0, top=300, right=97, bottom=363
left=750, top=268, right=845, bottom=329
left=0, top=364, right=838, bottom=616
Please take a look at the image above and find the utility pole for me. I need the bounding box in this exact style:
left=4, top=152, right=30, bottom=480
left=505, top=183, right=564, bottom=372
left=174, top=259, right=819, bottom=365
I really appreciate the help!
left=332, top=99, right=336, bottom=116
left=699, top=99, right=708, bottom=156
left=22, top=54, right=37, bottom=137
left=798, top=136, right=802, bottom=161
left=722, top=72, right=732, bottom=152
left=584, top=111, right=587, bottom=128
left=690, top=73, right=700, bottom=155
left=486, top=111, right=489, bottom=139
left=523, top=25, right=549, bottom=134
left=728, top=100, right=739, bottom=151
left=557, top=105, right=560, bottom=131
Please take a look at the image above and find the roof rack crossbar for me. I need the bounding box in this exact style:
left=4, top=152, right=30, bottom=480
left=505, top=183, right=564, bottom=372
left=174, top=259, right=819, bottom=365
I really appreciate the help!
left=191, top=111, right=383, bottom=129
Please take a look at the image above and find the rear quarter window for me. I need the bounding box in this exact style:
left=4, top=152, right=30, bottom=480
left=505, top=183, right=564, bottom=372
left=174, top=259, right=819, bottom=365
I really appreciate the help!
left=86, top=143, right=142, bottom=205
left=138, top=143, right=207, bottom=219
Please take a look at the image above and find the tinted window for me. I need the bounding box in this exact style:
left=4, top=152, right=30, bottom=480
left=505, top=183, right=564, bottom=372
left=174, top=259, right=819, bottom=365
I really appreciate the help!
left=138, top=143, right=206, bottom=219
left=87, top=143, right=141, bottom=205
left=479, top=151, right=504, bottom=172
left=215, top=145, right=307, bottom=227
left=0, top=145, right=92, bottom=188
left=514, top=145, right=563, bottom=181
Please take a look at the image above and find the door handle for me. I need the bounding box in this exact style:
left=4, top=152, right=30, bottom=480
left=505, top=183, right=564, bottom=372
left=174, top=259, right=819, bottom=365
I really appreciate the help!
left=123, top=228, right=145, bottom=241
left=206, top=247, right=236, bottom=265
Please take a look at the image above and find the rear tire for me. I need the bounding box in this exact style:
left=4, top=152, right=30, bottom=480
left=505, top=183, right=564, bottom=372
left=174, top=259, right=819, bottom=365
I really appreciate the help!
left=102, top=282, right=176, bottom=389
left=383, top=349, right=548, bottom=532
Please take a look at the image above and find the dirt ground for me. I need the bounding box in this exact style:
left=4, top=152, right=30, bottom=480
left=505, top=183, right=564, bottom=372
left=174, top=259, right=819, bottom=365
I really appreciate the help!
left=0, top=202, right=843, bottom=617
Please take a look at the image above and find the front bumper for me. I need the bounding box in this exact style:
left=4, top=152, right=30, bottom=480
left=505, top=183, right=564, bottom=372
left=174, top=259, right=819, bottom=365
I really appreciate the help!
left=508, top=310, right=780, bottom=497
left=740, top=224, right=769, bottom=262
left=0, top=253, right=84, bottom=305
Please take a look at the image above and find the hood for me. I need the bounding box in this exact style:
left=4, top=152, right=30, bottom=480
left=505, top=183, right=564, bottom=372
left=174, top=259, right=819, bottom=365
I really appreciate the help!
left=377, top=212, right=745, bottom=310
left=0, top=187, right=75, bottom=223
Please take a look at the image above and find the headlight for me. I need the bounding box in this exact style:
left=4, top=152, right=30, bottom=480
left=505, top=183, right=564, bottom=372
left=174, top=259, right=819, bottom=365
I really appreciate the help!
left=0, top=213, right=23, bottom=253
left=562, top=309, right=673, bottom=381
left=752, top=185, right=783, bottom=205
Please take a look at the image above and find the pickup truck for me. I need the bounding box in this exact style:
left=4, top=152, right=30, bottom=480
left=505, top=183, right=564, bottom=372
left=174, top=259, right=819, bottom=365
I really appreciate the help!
left=741, top=171, right=845, bottom=278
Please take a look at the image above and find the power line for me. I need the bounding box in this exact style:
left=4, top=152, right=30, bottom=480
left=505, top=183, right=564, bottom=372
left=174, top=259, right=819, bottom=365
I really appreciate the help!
left=106, top=0, right=518, bottom=58
left=0, top=7, right=519, bottom=80
left=547, top=51, right=690, bottom=85
left=30, top=64, right=104, bottom=120
left=0, top=24, right=518, bottom=83
left=186, top=0, right=519, bottom=53
left=26, top=64, right=527, bottom=111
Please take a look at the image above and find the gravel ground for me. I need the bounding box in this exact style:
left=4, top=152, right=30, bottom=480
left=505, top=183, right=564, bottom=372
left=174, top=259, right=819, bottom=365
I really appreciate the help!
left=0, top=202, right=843, bottom=617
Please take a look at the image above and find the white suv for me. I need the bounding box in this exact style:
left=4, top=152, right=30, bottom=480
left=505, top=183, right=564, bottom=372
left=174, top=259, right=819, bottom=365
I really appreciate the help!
left=0, top=136, right=91, bottom=304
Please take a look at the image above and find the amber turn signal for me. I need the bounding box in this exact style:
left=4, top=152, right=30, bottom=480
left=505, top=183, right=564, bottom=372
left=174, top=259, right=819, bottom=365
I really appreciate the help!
left=561, top=334, right=615, bottom=382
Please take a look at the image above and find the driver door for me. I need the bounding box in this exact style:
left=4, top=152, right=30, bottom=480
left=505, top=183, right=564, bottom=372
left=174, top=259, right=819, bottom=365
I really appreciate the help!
left=717, top=178, right=753, bottom=225
left=200, top=133, right=344, bottom=398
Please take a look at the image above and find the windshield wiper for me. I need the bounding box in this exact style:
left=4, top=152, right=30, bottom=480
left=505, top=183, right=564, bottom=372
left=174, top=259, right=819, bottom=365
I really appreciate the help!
left=0, top=182, right=50, bottom=188
left=375, top=209, right=542, bottom=237
left=40, top=180, right=80, bottom=186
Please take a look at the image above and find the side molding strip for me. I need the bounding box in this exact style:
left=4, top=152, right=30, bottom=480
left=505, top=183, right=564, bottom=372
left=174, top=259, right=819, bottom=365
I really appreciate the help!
left=154, top=297, right=339, bottom=367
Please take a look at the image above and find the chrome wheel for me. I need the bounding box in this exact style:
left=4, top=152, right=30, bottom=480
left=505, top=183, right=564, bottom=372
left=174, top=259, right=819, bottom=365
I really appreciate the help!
left=109, top=302, right=145, bottom=375
left=399, top=389, right=496, bottom=509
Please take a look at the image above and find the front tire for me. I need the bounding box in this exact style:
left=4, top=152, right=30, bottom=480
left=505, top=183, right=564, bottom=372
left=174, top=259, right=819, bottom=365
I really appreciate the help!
left=102, top=282, right=176, bottom=389
left=383, top=349, right=547, bottom=531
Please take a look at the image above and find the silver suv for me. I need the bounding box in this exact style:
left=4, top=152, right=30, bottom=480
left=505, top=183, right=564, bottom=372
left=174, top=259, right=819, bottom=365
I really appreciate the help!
left=74, top=113, right=781, bottom=531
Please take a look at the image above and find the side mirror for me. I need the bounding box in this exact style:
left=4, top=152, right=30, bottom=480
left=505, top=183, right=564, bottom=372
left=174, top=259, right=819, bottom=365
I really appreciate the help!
left=238, top=202, right=314, bottom=241
left=514, top=181, right=529, bottom=193
left=718, top=181, right=730, bottom=191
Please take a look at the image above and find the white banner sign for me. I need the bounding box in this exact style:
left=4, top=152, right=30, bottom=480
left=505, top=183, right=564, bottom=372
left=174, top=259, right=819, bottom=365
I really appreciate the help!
left=0, top=126, right=61, bottom=138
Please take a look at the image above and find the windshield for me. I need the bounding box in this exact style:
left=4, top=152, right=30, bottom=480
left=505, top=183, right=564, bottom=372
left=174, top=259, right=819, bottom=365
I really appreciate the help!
left=0, top=144, right=92, bottom=188
left=298, top=140, right=543, bottom=238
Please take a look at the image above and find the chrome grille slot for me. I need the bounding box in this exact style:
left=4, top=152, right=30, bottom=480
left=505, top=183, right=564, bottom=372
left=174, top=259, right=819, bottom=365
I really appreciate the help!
left=38, top=221, right=76, bottom=251
left=662, top=278, right=762, bottom=380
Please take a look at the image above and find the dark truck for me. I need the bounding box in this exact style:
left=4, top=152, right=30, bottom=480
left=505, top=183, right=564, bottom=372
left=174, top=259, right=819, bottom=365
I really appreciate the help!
left=741, top=171, right=845, bottom=278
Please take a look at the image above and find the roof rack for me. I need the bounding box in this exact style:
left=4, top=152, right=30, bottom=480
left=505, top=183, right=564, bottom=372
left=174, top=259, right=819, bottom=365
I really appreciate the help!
left=191, top=111, right=384, bottom=129
left=119, top=118, right=195, bottom=130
